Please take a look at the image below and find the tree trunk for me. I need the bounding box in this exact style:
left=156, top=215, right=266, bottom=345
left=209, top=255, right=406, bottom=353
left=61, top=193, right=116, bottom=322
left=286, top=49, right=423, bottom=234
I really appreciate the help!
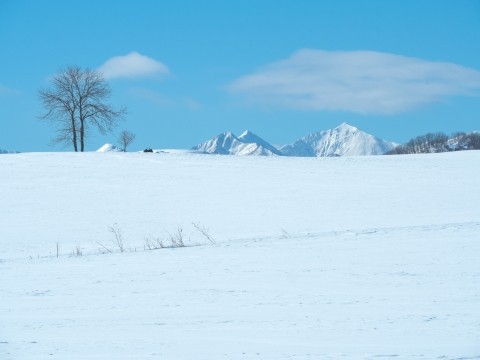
left=71, top=114, right=78, bottom=152
left=79, top=107, right=85, bottom=152
left=80, top=125, right=84, bottom=152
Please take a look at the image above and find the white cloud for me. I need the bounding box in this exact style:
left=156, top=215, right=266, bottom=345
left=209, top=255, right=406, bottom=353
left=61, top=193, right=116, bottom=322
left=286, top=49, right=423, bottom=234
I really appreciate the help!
left=229, top=49, right=480, bottom=115
left=98, top=52, right=169, bottom=80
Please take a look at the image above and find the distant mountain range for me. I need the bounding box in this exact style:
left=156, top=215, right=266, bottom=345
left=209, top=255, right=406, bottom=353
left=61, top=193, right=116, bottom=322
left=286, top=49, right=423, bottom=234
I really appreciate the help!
left=192, top=123, right=397, bottom=157
left=96, top=123, right=397, bottom=156
left=191, top=130, right=283, bottom=156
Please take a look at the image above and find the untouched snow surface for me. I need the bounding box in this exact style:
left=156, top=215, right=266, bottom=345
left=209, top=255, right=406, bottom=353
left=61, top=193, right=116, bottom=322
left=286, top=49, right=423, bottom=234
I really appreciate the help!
left=1, top=151, right=480, bottom=359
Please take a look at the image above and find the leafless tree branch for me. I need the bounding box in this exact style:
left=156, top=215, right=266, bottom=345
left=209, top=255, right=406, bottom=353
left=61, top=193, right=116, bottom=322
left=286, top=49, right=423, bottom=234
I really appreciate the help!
left=118, top=130, right=136, bottom=152
left=38, top=66, right=126, bottom=151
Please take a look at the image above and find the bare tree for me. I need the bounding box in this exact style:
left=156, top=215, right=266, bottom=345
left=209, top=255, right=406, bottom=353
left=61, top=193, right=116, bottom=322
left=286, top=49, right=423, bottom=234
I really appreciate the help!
left=118, top=130, right=136, bottom=152
left=39, top=66, right=126, bottom=151
left=386, top=130, right=478, bottom=155
left=466, top=132, right=480, bottom=150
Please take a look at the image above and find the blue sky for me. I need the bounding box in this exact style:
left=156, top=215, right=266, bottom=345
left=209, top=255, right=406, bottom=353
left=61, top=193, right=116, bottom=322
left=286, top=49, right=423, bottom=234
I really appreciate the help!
left=1, top=0, right=479, bottom=151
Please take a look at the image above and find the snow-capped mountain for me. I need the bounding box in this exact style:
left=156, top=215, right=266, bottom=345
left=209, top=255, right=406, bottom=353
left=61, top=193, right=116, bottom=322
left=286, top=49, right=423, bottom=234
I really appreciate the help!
left=279, top=140, right=316, bottom=157
left=281, top=123, right=396, bottom=157
left=237, top=130, right=283, bottom=155
left=193, top=124, right=396, bottom=157
left=96, top=143, right=123, bottom=152
left=192, top=131, right=282, bottom=156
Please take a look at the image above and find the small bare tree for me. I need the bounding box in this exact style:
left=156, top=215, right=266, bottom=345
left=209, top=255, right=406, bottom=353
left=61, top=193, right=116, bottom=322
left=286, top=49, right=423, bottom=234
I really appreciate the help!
left=39, top=66, right=126, bottom=151
left=118, top=130, right=136, bottom=152
left=192, top=222, right=216, bottom=244
left=167, top=226, right=186, bottom=247
left=108, top=223, right=125, bottom=253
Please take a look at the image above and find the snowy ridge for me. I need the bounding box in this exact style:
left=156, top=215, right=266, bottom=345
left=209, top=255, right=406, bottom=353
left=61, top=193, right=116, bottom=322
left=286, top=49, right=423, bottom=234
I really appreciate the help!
left=279, top=139, right=316, bottom=157
left=281, top=123, right=397, bottom=157
left=192, top=130, right=282, bottom=156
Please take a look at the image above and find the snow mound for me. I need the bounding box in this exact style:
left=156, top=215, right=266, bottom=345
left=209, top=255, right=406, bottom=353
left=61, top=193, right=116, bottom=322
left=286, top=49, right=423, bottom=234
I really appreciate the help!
left=96, top=143, right=123, bottom=153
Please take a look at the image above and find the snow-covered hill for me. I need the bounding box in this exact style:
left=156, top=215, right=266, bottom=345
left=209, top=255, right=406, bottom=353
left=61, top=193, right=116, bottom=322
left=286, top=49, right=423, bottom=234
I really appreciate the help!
left=1, top=151, right=479, bottom=359
left=192, top=130, right=282, bottom=156
left=281, top=123, right=396, bottom=156
left=97, top=143, right=123, bottom=152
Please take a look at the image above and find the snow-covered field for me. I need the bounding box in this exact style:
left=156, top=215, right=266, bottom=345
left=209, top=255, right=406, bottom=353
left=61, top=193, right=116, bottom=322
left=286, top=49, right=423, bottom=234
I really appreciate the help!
left=1, top=151, right=479, bottom=359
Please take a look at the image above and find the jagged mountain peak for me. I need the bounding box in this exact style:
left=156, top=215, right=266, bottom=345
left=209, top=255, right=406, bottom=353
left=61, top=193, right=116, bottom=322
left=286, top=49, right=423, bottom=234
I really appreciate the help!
left=219, top=131, right=237, bottom=138
left=238, top=129, right=253, bottom=138
left=192, top=130, right=282, bottom=156
left=238, top=130, right=267, bottom=143
left=238, top=130, right=283, bottom=155
left=335, top=122, right=359, bottom=132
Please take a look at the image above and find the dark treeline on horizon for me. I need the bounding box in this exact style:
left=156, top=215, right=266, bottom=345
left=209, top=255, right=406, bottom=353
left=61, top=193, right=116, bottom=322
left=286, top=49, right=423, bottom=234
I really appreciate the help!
left=387, top=131, right=480, bottom=155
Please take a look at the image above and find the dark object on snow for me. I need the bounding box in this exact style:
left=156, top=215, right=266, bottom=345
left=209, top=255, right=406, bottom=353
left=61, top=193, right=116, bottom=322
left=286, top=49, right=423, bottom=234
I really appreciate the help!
left=143, top=148, right=154, bottom=153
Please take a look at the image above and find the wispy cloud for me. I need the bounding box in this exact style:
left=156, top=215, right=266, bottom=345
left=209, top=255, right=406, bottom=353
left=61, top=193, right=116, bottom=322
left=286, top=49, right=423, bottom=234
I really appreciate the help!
left=229, top=49, right=480, bottom=115
left=98, top=52, right=169, bottom=80
left=0, top=84, right=20, bottom=96
left=184, top=97, right=201, bottom=111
